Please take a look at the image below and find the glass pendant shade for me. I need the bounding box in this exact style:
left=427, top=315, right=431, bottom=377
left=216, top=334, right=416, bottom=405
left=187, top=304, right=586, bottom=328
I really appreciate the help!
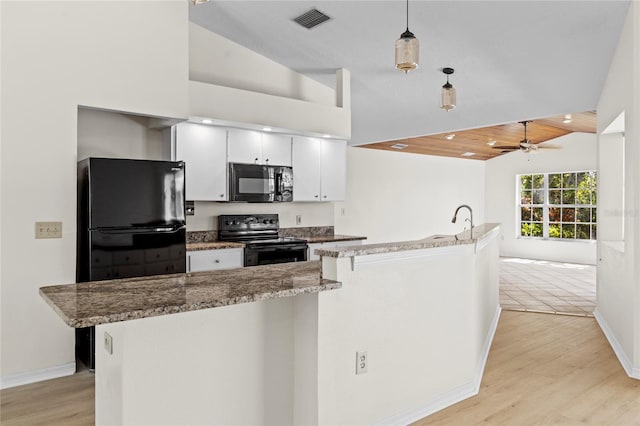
left=395, top=30, right=419, bottom=73
left=441, top=84, right=456, bottom=111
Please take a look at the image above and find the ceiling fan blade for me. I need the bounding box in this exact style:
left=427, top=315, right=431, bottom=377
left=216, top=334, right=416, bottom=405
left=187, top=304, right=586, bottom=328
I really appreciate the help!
left=536, top=145, right=562, bottom=150
left=492, top=145, right=519, bottom=150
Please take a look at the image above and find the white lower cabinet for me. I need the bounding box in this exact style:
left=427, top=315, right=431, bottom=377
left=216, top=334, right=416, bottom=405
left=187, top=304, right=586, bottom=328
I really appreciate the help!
left=308, top=240, right=362, bottom=261
left=187, top=248, right=243, bottom=272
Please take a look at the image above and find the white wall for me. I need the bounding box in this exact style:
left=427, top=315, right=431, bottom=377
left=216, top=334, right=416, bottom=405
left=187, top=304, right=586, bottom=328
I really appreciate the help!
left=77, top=108, right=165, bottom=161
left=484, top=132, right=598, bottom=265
left=595, top=2, right=640, bottom=378
left=334, top=147, right=485, bottom=243
left=0, top=0, right=189, bottom=382
left=189, top=23, right=334, bottom=107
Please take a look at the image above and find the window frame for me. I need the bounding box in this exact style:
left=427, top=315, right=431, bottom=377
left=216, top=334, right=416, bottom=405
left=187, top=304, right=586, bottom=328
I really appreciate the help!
left=516, top=170, right=597, bottom=242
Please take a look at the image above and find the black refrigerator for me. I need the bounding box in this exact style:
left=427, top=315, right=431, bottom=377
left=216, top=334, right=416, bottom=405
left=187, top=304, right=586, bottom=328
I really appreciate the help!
left=76, top=157, right=187, bottom=370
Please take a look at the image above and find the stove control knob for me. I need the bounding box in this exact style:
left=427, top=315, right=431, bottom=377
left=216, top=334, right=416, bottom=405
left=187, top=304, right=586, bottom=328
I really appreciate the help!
left=263, top=219, right=269, bottom=224
left=233, top=220, right=240, bottom=225
left=270, top=220, right=276, bottom=224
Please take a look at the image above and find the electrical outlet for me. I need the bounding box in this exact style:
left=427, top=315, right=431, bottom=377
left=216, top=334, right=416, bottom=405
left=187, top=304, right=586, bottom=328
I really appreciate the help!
left=296, top=215, right=302, bottom=225
left=356, top=351, right=368, bottom=375
left=35, top=221, right=62, bottom=239
left=104, top=332, right=113, bottom=355
left=341, top=208, right=346, bottom=216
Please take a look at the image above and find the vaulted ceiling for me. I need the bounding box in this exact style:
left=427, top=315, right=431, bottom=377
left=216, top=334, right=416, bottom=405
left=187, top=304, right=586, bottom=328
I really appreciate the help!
left=189, top=1, right=628, bottom=148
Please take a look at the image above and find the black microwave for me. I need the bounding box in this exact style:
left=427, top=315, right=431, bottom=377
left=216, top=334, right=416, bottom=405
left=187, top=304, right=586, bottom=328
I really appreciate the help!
left=228, top=163, right=293, bottom=202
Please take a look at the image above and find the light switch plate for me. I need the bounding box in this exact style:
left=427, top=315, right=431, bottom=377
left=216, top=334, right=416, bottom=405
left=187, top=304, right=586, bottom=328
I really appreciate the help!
left=104, top=332, right=113, bottom=355
left=35, top=221, right=62, bottom=239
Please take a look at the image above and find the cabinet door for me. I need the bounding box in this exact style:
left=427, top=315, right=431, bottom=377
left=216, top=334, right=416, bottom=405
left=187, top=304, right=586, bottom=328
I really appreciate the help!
left=320, top=139, right=347, bottom=201
left=228, top=129, right=263, bottom=164
left=292, top=137, right=322, bottom=201
left=187, top=248, right=243, bottom=272
left=262, top=133, right=292, bottom=166
left=175, top=123, right=227, bottom=201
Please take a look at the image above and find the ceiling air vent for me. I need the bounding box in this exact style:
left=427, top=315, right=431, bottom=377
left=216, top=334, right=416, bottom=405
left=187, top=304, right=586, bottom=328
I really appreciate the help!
left=391, top=143, right=409, bottom=149
left=293, top=9, right=331, bottom=29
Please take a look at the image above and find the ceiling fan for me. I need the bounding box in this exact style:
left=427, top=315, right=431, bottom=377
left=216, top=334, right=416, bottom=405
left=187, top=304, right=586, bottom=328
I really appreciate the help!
left=492, top=121, right=561, bottom=153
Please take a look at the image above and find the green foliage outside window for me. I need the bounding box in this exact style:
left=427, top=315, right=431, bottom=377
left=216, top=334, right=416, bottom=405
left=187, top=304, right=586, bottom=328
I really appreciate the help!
left=519, top=171, right=597, bottom=240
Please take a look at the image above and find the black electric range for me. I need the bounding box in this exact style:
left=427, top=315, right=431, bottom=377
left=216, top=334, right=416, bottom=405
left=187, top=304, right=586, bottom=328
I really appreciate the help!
left=218, top=214, right=308, bottom=266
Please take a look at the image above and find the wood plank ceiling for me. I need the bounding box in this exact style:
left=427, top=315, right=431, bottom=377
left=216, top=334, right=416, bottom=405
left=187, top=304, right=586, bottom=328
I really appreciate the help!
left=359, top=111, right=596, bottom=161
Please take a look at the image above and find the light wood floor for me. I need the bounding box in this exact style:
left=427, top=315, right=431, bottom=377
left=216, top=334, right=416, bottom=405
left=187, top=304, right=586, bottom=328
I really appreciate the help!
left=415, top=311, right=640, bottom=425
left=1, top=311, right=638, bottom=425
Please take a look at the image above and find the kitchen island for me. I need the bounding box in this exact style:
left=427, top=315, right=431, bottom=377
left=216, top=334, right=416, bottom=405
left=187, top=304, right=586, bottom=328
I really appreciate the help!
left=39, top=224, right=500, bottom=425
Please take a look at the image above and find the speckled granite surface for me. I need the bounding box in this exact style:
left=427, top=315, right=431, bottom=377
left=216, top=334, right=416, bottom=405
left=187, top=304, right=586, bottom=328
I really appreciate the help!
left=305, top=235, right=367, bottom=244
left=280, top=226, right=334, bottom=238
left=40, top=261, right=340, bottom=328
left=186, top=242, right=245, bottom=251
left=186, top=230, right=218, bottom=243
left=315, top=223, right=500, bottom=258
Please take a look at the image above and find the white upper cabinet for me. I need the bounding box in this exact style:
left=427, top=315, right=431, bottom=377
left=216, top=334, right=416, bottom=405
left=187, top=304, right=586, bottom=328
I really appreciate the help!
left=292, top=137, right=346, bottom=201
left=292, top=137, right=322, bottom=201
left=228, top=129, right=292, bottom=166
left=320, top=139, right=347, bottom=201
left=261, top=133, right=292, bottom=166
left=174, top=122, right=228, bottom=201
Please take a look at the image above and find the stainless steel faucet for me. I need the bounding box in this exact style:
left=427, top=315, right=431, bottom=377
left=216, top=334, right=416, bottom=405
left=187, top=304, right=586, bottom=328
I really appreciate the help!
left=451, top=204, right=474, bottom=239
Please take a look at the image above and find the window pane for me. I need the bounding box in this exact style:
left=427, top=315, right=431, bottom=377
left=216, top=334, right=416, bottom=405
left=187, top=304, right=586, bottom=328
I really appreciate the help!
left=562, top=190, right=575, bottom=204
left=591, top=224, right=597, bottom=240
left=576, top=189, right=591, bottom=205
left=577, top=172, right=590, bottom=188
left=549, top=190, right=561, bottom=204
left=562, top=224, right=575, bottom=239
left=577, top=208, right=590, bottom=222
left=532, top=174, right=544, bottom=189
left=562, top=208, right=575, bottom=222
left=591, top=190, right=597, bottom=205
left=521, top=175, right=532, bottom=190
left=549, top=207, right=561, bottom=222
left=521, top=223, right=531, bottom=237
left=532, top=189, right=544, bottom=204
left=563, top=173, right=576, bottom=188
left=549, top=224, right=561, bottom=238
left=549, top=173, right=562, bottom=189
left=592, top=208, right=597, bottom=222
left=576, top=224, right=590, bottom=239
left=521, top=191, right=531, bottom=204
left=531, top=223, right=543, bottom=237
left=521, top=207, right=532, bottom=221
left=589, top=171, right=597, bottom=188
left=532, top=207, right=543, bottom=221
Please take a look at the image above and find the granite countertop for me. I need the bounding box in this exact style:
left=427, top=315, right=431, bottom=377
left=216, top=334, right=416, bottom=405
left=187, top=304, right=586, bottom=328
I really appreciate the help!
left=186, top=241, right=245, bottom=251
left=304, top=235, right=367, bottom=244
left=186, top=235, right=366, bottom=251
left=39, top=261, right=340, bottom=328
left=315, top=223, right=500, bottom=258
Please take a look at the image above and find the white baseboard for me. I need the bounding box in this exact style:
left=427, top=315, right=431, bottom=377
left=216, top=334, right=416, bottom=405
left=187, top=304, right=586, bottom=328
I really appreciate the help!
left=1, top=362, right=76, bottom=389
left=594, top=309, right=640, bottom=380
left=379, top=307, right=502, bottom=425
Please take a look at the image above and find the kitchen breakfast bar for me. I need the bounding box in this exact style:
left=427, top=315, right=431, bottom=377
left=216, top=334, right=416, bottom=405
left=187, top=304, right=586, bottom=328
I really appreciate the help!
left=40, top=224, right=500, bottom=425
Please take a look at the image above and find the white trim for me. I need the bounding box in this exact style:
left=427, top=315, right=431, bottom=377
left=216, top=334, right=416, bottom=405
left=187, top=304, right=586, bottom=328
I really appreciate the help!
left=0, top=362, right=76, bottom=389
left=353, top=245, right=469, bottom=270
left=473, top=307, right=502, bottom=392
left=378, top=307, right=502, bottom=425
left=594, top=309, right=640, bottom=380
left=475, top=228, right=500, bottom=252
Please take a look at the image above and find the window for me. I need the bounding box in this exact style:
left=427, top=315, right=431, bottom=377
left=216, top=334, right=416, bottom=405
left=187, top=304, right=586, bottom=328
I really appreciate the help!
left=518, top=171, right=597, bottom=240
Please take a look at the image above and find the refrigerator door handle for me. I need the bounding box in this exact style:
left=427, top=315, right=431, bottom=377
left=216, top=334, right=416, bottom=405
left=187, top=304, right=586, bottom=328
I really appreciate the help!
left=95, top=225, right=186, bottom=235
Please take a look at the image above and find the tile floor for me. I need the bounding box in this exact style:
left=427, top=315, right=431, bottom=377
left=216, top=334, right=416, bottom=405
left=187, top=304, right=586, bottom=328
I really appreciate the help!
left=499, top=257, right=596, bottom=317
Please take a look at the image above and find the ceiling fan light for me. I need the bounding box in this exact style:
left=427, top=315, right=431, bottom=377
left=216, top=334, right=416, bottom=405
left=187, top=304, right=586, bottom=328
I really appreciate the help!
left=395, top=30, right=419, bottom=73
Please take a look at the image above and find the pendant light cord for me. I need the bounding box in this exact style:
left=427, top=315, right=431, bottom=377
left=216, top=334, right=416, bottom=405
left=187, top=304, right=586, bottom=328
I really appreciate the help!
left=406, top=0, right=409, bottom=31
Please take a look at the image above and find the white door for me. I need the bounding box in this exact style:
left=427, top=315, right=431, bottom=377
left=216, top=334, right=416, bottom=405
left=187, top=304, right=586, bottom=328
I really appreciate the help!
left=292, top=136, right=321, bottom=201
left=261, top=133, right=292, bottom=166
left=320, top=139, right=347, bottom=201
left=175, top=123, right=227, bottom=201
left=228, top=129, right=263, bottom=164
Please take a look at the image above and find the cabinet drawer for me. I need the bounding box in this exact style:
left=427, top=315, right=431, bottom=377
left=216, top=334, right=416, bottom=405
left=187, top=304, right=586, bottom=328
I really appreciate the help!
left=187, top=248, right=243, bottom=272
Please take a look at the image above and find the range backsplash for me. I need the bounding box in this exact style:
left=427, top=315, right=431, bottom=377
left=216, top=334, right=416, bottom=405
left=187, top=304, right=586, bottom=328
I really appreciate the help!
left=186, top=226, right=334, bottom=243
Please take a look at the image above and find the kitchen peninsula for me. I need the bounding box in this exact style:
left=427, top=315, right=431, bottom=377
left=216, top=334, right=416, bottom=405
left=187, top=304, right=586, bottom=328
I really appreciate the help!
left=40, top=224, right=500, bottom=425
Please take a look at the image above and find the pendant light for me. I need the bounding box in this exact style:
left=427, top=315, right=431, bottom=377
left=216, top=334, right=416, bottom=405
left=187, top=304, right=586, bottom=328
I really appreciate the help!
left=441, top=67, right=456, bottom=111
left=395, top=0, right=419, bottom=73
